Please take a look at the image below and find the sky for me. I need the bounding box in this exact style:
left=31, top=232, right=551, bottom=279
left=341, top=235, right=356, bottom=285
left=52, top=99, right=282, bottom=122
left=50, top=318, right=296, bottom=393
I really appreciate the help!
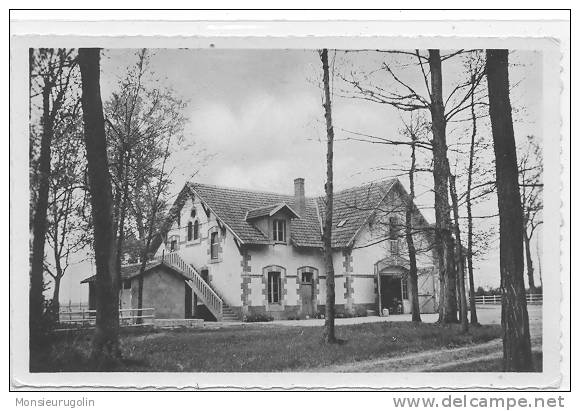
left=57, top=48, right=543, bottom=305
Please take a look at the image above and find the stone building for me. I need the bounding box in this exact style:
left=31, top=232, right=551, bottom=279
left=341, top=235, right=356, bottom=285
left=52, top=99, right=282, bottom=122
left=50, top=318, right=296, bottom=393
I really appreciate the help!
left=82, top=178, right=440, bottom=321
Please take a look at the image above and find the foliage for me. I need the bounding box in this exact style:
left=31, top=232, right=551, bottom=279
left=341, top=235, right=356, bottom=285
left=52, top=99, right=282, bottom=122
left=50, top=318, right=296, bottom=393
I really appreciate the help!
left=242, top=313, right=274, bottom=323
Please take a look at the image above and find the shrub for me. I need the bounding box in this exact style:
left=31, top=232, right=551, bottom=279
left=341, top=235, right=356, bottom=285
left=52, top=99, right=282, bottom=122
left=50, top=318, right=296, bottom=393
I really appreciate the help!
left=243, top=313, right=274, bottom=323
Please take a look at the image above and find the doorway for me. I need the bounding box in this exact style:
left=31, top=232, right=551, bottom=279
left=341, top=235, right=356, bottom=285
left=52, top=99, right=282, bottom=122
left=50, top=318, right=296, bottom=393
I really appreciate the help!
left=185, top=283, right=193, bottom=318
left=299, top=271, right=314, bottom=317
left=380, top=275, right=403, bottom=315
left=200, top=269, right=209, bottom=284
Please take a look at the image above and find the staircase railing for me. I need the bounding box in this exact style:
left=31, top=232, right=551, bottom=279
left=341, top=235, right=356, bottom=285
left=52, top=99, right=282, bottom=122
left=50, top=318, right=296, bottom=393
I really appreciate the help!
left=156, top=251, right=223, bottom=320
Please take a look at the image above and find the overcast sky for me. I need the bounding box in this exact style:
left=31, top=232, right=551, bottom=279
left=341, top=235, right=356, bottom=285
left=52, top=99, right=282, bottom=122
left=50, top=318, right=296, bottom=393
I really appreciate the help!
left=58, top=48, right=543, bottom=305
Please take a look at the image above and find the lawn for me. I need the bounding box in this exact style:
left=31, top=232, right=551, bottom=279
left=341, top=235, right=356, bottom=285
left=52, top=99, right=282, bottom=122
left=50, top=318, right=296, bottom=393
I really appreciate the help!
left=431, top=351, right=543, bottom=372
left=31, top=321, right=502, bottom=372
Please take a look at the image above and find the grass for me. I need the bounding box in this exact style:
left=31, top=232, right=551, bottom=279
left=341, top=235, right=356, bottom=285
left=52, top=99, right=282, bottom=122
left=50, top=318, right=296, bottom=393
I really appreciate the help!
left=431, top=351, right=543, bottom=372
left=31, top=321, right=501, bottom=372
left=30, top=322, right=501, bottom=372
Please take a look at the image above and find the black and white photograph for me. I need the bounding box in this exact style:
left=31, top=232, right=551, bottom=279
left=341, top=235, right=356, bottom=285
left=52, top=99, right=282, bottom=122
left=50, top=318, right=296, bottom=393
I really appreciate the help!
left=9, top=12, right=569, bottom=392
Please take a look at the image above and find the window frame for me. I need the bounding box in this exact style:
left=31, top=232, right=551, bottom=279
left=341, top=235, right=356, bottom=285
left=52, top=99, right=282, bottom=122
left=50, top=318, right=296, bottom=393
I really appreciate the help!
left=272, top=219, right=287, bottom=243
left=193, top=220, right=199, bottom=240
left=187, top=221, right=193, bottom=241
left=301, top=272, right=313, bottom=284
left=210, top=231, right=219, bottom=260
left=267, top=271, right=282, bottom=304
left=401, top=275, right=409, bottom=300
left=389, top=239, right=399, bottom=256
left=169, top=236, right=179, bottom=251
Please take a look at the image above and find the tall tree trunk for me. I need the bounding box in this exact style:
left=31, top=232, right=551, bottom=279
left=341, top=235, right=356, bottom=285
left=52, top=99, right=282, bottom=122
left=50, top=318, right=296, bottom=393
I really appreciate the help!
left=405, top=138, right=421, bottom=322
left=466, top=74, right=479, bottom=325
left=523, top=229, right=536, bottom=293
left=320, top=49, right=336, bottom=344
left=428, top=49, right=458, bottom=324
left=30, top=83, right=54, bottom=345
left=486, top=49, right=533, bottom=371
left=536, top=234, right=543, bottom=291
left=52, top=275, right=61, bottom=313
left=78, top=48, right=121, bottom=366
left=449, top=174, right=469, bottom=332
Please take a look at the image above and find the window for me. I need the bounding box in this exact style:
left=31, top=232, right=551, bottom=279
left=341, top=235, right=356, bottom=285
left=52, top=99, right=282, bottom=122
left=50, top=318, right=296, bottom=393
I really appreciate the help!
left=389, top=239, right=399, bottom=256
left=170, top=239, right=178, bottom=251
left=191, top=207, right=196, bottom=218
left=301, top=272, right=313, bottom=284
left=273, top=219, right=286, bottom=242
left=268, top=271, right=282, bottom=303
left=193, top=220, right=199, bottom=240
left=187, top=221, right=193, bottom=241
left=210, top=232, right=219, bottom=259
left=123, top=279, right=131, bottom=290
left=389, top=216, right=398, bottom=240
left=401, top=276, right=408, bottom=300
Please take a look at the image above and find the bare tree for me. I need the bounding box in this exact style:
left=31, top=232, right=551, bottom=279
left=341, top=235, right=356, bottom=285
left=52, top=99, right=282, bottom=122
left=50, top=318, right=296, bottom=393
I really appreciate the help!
left=518, top=135, right=543, bottom=293
left=486, top=49, right=533, bottom=371
left=44, top=109, right=90, bottom=312
left=78, top=48, right=121, bottom=365
left=320, top=49, right=337, bottom=344
left=103, top=49, right=188, bottom=320
left=29, top=48, right=77, bottom=343
left=339, top=49, right=487, bottom=324
left=449, top=173, right=469, bottom=332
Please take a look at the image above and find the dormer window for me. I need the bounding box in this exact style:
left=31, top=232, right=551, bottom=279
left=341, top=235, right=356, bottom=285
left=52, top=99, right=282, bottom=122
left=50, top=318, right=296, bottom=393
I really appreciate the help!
left=273, top=219, right=286, bottom=243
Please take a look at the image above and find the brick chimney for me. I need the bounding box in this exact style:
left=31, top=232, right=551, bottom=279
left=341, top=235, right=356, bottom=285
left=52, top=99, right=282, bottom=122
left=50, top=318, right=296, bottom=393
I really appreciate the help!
left=294, top=178, right=306, bottom=217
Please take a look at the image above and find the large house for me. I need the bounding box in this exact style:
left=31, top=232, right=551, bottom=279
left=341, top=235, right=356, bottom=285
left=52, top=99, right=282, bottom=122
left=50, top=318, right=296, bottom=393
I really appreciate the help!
left=82, top=178, right=440, bottom=321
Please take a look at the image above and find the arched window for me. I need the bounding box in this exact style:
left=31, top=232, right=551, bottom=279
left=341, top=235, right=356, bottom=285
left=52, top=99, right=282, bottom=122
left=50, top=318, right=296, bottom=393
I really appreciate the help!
left=187, top=221, right=193, bottom=241
left=193, top=220, right=199, bottom=240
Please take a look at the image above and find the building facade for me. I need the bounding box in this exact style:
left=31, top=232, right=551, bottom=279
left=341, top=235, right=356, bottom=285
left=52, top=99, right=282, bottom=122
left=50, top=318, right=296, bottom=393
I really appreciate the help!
left=83, top=178, right=440, bottom=320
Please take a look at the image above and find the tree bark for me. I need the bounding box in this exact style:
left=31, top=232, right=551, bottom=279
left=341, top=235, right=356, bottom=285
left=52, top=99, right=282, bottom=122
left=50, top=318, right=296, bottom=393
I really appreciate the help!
left=52, top=275, right=61, bottom=313
left=78, top=48, right=121, bottom=366
left=523, top=229, right=536, bottom=293
left=428, top=49, right=458, bottom=324
left=449, top=174, right=469, bottom=332
left=486, top=49, right=533, bottom=371
left=30, top=82, right=54, bottom=345
left=405, top=137, right=421, bottom=322
left=466, top=73, right=479, bottom=325
left=321, top=49, right=337, bottom=344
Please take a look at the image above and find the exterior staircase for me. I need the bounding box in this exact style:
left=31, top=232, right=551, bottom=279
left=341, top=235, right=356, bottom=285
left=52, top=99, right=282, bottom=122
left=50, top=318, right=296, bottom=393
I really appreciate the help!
left=156, top=251, right=239, bottom=322
left=221, top=304, right=239, bottom=322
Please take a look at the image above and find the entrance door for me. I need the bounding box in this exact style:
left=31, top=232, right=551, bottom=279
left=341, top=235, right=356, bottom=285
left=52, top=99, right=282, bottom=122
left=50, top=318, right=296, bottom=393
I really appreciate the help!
left=185, top=283, right=193, bottom=318
left=299, top=272, right=314, bottom=317
left=380, top=275, right=403, bottom=314
left=200, top=269, right=209, bottom=284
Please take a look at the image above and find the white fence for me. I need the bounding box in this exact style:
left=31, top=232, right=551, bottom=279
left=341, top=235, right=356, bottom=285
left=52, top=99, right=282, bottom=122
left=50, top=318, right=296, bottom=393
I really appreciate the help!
left=58, top=307, right=155, bottom=328
left=471, top=294, right=543, bottom=305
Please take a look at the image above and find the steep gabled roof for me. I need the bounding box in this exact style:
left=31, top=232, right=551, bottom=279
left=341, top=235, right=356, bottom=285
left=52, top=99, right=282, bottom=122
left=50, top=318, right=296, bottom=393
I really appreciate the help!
left=189, top=183, right=323, bottom=247
left=151, top=177, right=428, bottom=252
left=317, top=179, right=398, bottom=248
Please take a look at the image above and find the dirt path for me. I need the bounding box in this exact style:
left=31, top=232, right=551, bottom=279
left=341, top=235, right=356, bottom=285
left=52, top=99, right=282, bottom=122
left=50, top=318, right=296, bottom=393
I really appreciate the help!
left=313, top=324, right=542, bottom=372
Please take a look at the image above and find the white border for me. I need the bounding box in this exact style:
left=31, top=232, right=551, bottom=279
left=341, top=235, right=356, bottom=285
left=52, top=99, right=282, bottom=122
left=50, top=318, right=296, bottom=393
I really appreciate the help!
left=9, top=15, right=570, bottom=390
